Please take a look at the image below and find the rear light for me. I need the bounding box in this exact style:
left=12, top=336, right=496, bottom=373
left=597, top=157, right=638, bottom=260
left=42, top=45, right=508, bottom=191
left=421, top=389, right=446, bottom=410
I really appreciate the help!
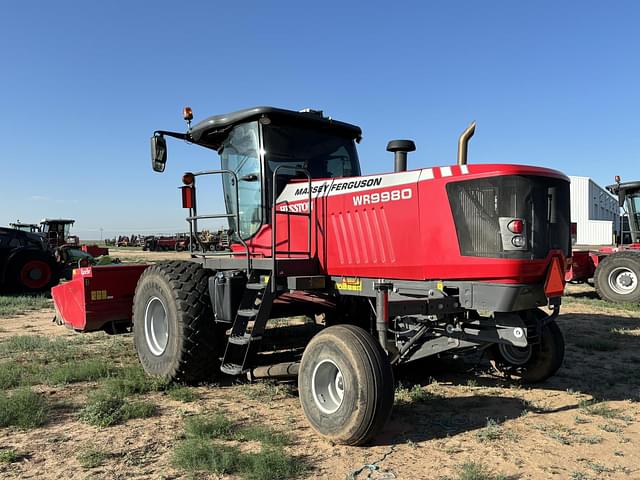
left=511, top=235, right=525, bottom=248
left=507, top=219, right=524, bottom=234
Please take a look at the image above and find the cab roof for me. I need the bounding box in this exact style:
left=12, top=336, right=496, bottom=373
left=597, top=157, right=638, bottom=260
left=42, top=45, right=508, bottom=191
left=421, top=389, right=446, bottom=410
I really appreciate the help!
left=607, top=181, right=640, bottom=196
left=41, top=218, right=75, bottom=224
left=10, top=222, right=38, bottom=227
left=187, top=106, right=362, bottom=150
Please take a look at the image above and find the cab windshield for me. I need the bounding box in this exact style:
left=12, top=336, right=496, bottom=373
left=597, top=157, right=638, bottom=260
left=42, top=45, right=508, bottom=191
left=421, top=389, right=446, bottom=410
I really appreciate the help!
left=264, top=123, right=360, bottom=198
left=219, top=121, right=360, bottom=241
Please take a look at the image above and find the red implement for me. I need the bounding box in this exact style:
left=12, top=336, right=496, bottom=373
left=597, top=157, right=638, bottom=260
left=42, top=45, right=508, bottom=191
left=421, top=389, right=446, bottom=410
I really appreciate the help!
left=81, top=244, right=110, bottom=257
left=51, top=264, right=148, bottom=332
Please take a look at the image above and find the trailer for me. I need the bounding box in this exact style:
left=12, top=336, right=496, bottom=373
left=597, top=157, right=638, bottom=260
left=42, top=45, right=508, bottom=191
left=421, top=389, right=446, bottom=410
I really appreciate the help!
left=53, top=106, right=570, bottom=445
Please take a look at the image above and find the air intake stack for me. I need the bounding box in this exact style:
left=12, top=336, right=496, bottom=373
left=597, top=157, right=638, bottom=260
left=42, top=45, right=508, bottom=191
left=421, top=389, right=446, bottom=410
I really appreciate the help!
left=386, top=140, right=416, bottom=172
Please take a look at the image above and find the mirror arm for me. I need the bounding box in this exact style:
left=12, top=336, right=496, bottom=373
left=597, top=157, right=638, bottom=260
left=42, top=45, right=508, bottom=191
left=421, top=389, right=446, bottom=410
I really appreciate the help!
left=154, top=130, right=188, bottom=141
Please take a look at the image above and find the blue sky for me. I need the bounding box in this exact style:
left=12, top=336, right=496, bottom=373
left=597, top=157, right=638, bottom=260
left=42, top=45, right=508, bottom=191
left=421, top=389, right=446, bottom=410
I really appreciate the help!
left=1, top=1, right=638, bottom=239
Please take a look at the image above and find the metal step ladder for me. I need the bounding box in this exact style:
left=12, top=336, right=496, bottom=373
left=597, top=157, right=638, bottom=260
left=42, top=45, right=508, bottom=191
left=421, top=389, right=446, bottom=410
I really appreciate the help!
left=220, top=270, right=276, bottom=375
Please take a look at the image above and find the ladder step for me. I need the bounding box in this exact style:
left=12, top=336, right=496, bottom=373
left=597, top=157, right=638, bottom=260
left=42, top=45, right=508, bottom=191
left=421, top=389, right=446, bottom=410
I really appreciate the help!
left=229, top=334, right=262, bottom=345
left=237, top=308, right=259, bottom=317
left=220, top=363, right=244, bottom=375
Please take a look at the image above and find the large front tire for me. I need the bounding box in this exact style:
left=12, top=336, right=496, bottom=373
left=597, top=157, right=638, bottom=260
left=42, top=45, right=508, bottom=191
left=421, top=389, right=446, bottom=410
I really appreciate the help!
left=488, top=317, right=564, bottom=383
left=132, top=261, right=223, bottom=383
left=594, top=252, right=640, bottom=303
left=298, top=325, right=394, bottom=445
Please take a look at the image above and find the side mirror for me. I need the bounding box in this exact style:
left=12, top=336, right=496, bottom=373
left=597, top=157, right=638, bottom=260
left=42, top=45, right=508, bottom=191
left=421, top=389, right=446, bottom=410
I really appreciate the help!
left=150, top=135, right=167, bottom=172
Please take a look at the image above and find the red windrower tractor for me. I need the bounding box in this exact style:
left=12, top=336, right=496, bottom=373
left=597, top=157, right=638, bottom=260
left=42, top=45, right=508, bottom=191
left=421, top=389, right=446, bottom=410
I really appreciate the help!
left=53, top=106, right=570, bottom=445
left=567, top=179, right=640, bottom=303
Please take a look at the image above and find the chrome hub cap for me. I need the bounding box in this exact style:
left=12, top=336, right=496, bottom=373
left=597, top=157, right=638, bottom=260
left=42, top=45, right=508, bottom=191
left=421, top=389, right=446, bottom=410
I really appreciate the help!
left=144, top=297, right=169, bottom=356
left=311, top=359, right=344, bottom=414
left=608, top=267, right=637, bottom=295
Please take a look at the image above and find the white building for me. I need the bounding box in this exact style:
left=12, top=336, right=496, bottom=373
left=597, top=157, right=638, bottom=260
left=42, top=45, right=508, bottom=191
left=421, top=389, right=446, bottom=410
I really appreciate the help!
left=569, top=176, right=619, bottom=246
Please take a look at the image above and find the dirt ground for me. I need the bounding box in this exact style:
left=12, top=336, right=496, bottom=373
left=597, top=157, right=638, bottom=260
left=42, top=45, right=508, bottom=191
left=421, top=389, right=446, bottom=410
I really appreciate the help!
left=1, top=261, right=639, bottom=479
left=107, top=246, right=192, bottom=263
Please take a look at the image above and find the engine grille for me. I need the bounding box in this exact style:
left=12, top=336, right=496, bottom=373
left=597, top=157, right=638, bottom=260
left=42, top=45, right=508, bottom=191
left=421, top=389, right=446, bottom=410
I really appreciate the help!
left=446, top=175, right=571, bottom=259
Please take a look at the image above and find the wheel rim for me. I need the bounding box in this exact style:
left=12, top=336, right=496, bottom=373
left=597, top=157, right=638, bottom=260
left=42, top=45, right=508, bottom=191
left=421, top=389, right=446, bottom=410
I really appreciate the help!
left=144, top=297, right=169, bottom=356
left=498, top=343, right=532, bottom=365
left=311, top=359, right=344, bottom=414
left=607, top=267, right=638, bottom=295
left=19, top=260, right=52, bottom=289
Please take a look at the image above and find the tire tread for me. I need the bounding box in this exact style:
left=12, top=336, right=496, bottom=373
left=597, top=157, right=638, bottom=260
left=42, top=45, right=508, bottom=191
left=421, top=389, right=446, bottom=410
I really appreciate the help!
left=133, top=260, right=219, bottom=382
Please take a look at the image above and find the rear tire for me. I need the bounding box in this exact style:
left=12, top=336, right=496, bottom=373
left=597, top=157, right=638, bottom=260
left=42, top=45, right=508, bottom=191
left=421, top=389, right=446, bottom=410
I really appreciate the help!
left=132, top=261, right=223, bottom=383
left=594, top=252, right=640, bottom=303
left=8, top=252, right=59, bottom=293
left=488, top=317, right=564, bottom=383
left=298, top=325, right=394, bottom=445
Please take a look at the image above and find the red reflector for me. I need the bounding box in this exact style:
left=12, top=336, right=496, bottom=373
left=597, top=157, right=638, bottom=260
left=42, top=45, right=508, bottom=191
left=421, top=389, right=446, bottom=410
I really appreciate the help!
left=544, top=256, right=565, bottom=297
left=181, top=186, right=194, bottom=209
left=508, top=219, right=524, bottom=234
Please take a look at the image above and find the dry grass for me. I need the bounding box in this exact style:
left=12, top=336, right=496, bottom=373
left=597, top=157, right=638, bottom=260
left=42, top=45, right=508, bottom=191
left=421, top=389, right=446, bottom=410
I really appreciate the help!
left=0, top=283, right=639, bottom=479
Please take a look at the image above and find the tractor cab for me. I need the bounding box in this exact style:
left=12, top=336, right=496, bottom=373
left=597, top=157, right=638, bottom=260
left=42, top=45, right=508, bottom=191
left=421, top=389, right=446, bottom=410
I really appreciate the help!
left=9, top=222, right=40, bottom=233
left=40, top=219, right=78, bottom=248
left=152, top=107, right=362, bottom=244
left=607, top=180, right=640, bottom=244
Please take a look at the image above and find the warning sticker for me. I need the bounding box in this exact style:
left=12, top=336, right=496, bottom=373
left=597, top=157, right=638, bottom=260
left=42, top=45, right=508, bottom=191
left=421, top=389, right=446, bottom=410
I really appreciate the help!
left=91, top=290, right=108, bottom=301
left=336, top=277, right=362, bottom=292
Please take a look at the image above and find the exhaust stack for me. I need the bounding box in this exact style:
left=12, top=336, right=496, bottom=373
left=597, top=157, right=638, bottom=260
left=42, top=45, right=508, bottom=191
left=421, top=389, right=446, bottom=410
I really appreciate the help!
left=386, top=140, right=416, bottom=172
left=457, top=121, right=476, bottom=166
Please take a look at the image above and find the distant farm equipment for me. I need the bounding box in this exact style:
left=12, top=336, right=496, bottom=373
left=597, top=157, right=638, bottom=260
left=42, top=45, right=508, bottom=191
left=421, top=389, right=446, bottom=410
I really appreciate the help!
left=0, top=226, right=60, bottom=292
left=139, top=230, right=232, bottom=252
left=9, top=218, right=80, bottom=247
left=40, top=218, right=79, bottom=248
left=104, top=235, right=143, bottom=247
left=567, top=177, right=640, bottom=303
left=1, top=219, right=110, bottom=292
left=142, top=234, right=186, bottom=252
left=9, top=221, right=40, bottom=233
